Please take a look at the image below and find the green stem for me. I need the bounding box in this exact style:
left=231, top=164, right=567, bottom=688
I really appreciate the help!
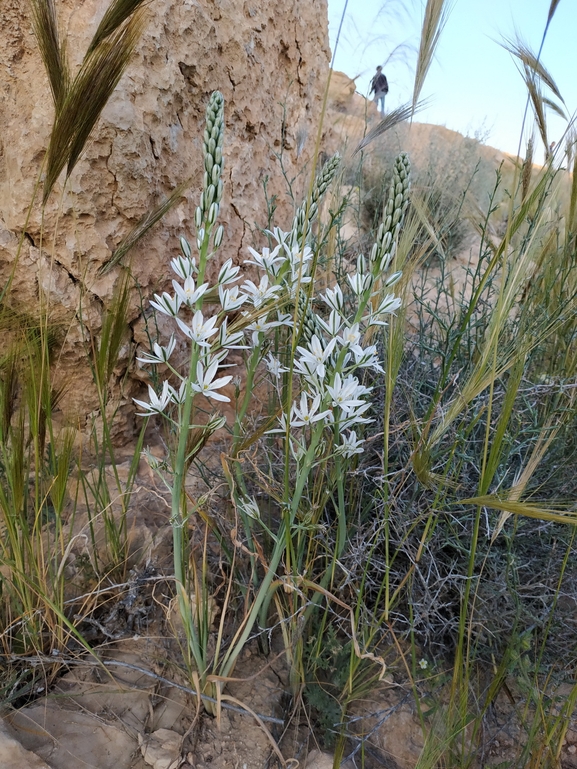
left=221, top=421, right=324, bottom=678
left=171, top=222, right=213, bottom=677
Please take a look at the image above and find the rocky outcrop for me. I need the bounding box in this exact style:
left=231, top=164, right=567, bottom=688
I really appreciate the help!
left=0, top=0, right=330, bottom=435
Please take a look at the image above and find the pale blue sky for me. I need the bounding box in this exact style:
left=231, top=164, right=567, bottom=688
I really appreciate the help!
left=327, top=0, right=577, bottom=158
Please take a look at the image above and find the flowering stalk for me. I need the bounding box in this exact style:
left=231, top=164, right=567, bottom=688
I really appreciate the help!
left=134, top=92, right=230, bottom=694
left=134, top=90, right=411, bottom=703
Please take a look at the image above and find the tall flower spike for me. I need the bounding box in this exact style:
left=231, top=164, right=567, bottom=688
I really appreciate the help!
left=370, top=152, right=411, bottom=274
left=198, top=91, right=225, bottom=231
left=295, top=290, right=325, bottom=346
left=289, top=154, right=340, bottom=248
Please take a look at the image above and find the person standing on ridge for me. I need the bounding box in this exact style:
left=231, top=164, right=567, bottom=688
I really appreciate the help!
left=370, top=65, right=388, bottom=116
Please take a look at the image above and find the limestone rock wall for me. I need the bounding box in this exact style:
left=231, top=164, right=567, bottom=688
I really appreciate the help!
left=0, top=0, right=330, bottom=437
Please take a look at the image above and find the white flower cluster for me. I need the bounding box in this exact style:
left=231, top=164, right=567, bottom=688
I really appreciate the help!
left=133, top=248, right=284, bottom=415
left=255, top=231, right=403, bottom=459
left=133, top=90, right=409, bottom=469
left=134, top=224, right=401, bottom=463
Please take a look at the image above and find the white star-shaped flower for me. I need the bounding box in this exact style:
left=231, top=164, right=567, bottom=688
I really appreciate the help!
left=338, top=323, right=361, bottom=348
left=265, top=353, right=289, bottom=378
left=326, top=373, right=370, bottom=413
left=133, top=381, right=172, bottom=416
left=219, top=318, right=249, bottom=349
left=295, top=335, right=337, bottom=380
left=219, top=284, right=248, bottom=312
left=136, top=337, right=177, bottom=365
left=335, top=430, right=365, bottom=458
left=289, top=392, right=331, bottom=428
left=191, top=358, right=233, bottom=402
left=244, top=245, right=284, bottom=275
left=150, top=291, right=182, bottom=318
left=176, top=310, right=219, bottom=347
left=245, top=313, right=282, bottom=346
left=171, top=254, right=197, bottom=280
left=241, top=275, right=283, bottom=307
left=321, top=284, right=345, bottom=315
left=173, top=276, right=209, bottom=308
left=218, top=258, right=241, bottom=285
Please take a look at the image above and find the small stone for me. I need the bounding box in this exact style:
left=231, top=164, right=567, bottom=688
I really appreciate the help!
left=140, top=728, right=181, bottom=769
left=303, top=749, right=335, bottom=769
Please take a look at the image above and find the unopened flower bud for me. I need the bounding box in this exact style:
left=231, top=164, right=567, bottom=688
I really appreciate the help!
left=180, top=236, right=191, bottom=258
left=195, top=207, right=203, bottom=229
left=208, top=202, right=219, bottom=224
left=214, top=224, right=224, bottom=248
left=211, top=164, right=221, bottom=185
left=379, top=253, right=392, bottom=272
left=381, top=231, right=392, bottom=252
left=385, top=270, right=402, bottom=287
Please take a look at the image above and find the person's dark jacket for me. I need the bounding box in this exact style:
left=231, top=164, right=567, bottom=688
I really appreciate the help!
left=370, top=73, right=389, bottom=94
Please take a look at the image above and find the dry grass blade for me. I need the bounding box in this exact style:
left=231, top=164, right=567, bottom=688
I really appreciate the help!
left=568, top=152, right=577, bottom=236
left=98, top=179, right=191, bottom=275
left=43, top=12, right=146, bottom=203
left=412, top=0, right=453, bottom=112
left=353, top=99, right=427, bottom=154
left=491, top=421, right=560, bottom=541
left=542, top=96, right=567, bottom=120
left=547, top=0, right=562, bottom=26
left=521, top=136, right=534, bottom=203
left=92, top=273, right=131, bottom=389
left=521, top=136, right=535, bottom=201
left=523, top=64, right=549, bottom=152
left=88, top=0, right=150, bottom=54
left=29, top=0, right=69, bottom=112
left=458, top=495, right=577, bottom=527
left=502, top=37, right=565, bottom=103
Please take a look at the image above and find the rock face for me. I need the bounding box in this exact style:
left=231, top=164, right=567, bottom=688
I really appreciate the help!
left=0, top=0, right=330, bottom=436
